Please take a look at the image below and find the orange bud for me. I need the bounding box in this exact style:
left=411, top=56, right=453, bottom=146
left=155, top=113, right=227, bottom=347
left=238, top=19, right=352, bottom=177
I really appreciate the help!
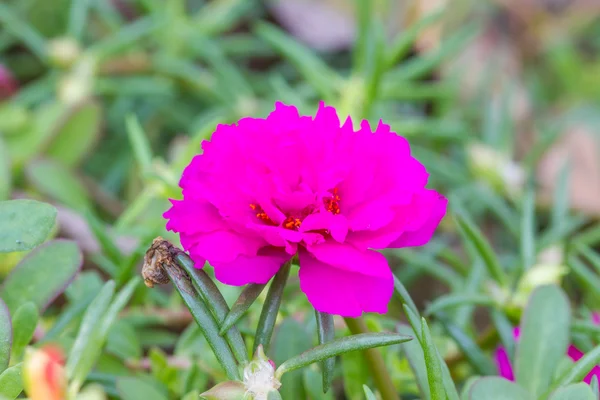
left=23, top=345, right=67, bottom=400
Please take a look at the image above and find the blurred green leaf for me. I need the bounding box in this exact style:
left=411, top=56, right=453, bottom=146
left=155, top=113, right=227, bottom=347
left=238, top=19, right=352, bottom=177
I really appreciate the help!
left=549, top=383, right=596, bottom=400
left=0, top=3, right=46, bottom=59
left=554, top=344, right=600, bottom=388
left=46, top=101, right=102, bottom=167
left=126, top=114, right=153, bottom=173
left=9, top=302, right=38, bottom=362
left=254, top=22, right=340, bottom=101
left=272, top=318, right=311, bottom=400
left=425, top=294, right=495, bottom=316
left=0, top=199, right=56, bottom=253
left=515, top=285, right=571, bottom=398
left=66, top=280, right=115, bottom=390
left=520, top=189, right=536, bottom=271
left=0, top=299, right=11, bottom=374
left=341, top=343, right=369, bottom=400
left=455, top=213, right=508, bottom=286
left=0, top=364, right=22, bottom=399
left=303, top=368, right=334, bottom=400
left=26, top=159, right=92, bottom=212
left=0, top=139, right=10, bottom=201
left=0, top=240, right=82, bottom=313
left=468, top=377, right=529, bottom=400
left=116, top=377, right=168, bottom=400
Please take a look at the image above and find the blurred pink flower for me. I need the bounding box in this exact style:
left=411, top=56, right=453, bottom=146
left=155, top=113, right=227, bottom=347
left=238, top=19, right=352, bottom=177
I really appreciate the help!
left=164, top=102, right=447, bottom=317
left=496, top=313, right=600, bottom=384
left=0, top=64, right=18, bottom=99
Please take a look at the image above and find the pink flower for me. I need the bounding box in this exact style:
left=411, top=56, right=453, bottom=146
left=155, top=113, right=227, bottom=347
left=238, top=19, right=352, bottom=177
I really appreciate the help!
left=164, top=102, right=447, bottom=317
left=496, top=315, right=600, bottom=384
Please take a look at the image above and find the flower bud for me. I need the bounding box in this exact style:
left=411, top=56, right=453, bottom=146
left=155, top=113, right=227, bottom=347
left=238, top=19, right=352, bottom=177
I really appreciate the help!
left=200, top=381, right=246, bottom=400
left=513, top=263, right=567, bottom=308
left=23, top=345, right=67, bottom=400
left=242, top=345, right=281, bottom=400
left=467, top=143, right=525, bottom=197
left=48, top=37, right=81, bottom=69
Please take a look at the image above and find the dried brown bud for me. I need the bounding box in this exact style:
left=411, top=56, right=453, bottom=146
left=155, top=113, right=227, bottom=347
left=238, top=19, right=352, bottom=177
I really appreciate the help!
left=142, top=237, right=175, bottom=287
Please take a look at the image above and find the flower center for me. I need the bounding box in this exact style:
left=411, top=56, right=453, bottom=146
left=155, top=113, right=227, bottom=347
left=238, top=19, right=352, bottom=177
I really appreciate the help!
left=324, top=187, right=341, bottom=215
left=249, top=188, right=341, bottom=231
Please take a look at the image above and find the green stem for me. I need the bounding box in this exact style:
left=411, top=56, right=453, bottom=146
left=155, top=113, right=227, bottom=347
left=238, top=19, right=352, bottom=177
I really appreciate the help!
left=344, top=317, right=401, bottom=400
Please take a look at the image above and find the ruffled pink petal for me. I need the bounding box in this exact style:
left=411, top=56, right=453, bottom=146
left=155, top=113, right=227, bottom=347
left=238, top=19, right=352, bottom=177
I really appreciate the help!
left=213, top=247, right=291, bottom=286
left=300, top=212, right=348, bottom=242
left=388, top=190, right=448, bottom=248
left=298, top=245, right=393, bottom=317
left=164, top=199, right=226, bottom=234
left=495, top=347, right=515, bottom=381
left=189, top=230, right=265, bottom=264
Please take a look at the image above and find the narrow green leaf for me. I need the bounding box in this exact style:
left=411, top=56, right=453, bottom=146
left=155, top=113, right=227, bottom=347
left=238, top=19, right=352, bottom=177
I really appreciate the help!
left=568, top=257, right=600, bottom=298
left=520, top=189, right=536, bottom=271
left=468, top=377, right=529, bottom=400
left=99, top=278, right=139, bottom=338
left=125, top=114, right=153, bottom=172
left=386, top=10, right=443, bottom=67
left=554, top=344, right=600, bottom=387
left=0, top=299, right=11, bottom=374
left=66, top=280, right=115, bottom=387
left=455, top=213, right=508, bottom=286
left=0, top=3, right=46, bottom=59
left=398, top=324, right=430, bottom=400
left=253, top=22, right=340, bottom=101
left=275, top=333, right=411, bottom=379
left=0, top=199, right=57, bottom=253
left=116, top=377, right=168, bottom=400
left=352, top=0, right=373, bottom=74
left=363, top=385, right=377, bottom=400
left=175, top=253, right=248, bottom=363
left=254, top=262, right=291, bottom=353
left=0, top=363, right=22, bottom=399
left=551, top=162, right=571, bottom=231
left=491, top=310, right=516, bottom=360
left=9, top=303, right=38, bottom=362
left=421, top=318, right=445, bottom=400
left=393, top=275, right=419, bottom=316
left=161, top=258, right=240, bottom=380
left=68, top=0, right=93, bottom=39
left=389, top=22, right=478, bottom=81
left=515, top=285, right=571, bottom=398
left=84, top=211, right=122, bottom=264
left=41, top=290, right=96, bottom=343
left=90, top=16, right=164, bottom=59
left=219, top=283, right=267, bottom=335
left=0, top=240, right=82, bottom=313
left=590, top=375, right=599, bottom=397
left=315, top=311, right=335, bottom=393
left=549, top=383, right=596, bottom=400
left=425, top=294, right=495, bottom=316
left=437, top=314, right=496, bottom=375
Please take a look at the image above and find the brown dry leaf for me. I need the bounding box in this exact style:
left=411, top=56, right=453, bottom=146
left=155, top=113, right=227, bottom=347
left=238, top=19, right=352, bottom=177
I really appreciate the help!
left=537, top=125, right=600, bottom=216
